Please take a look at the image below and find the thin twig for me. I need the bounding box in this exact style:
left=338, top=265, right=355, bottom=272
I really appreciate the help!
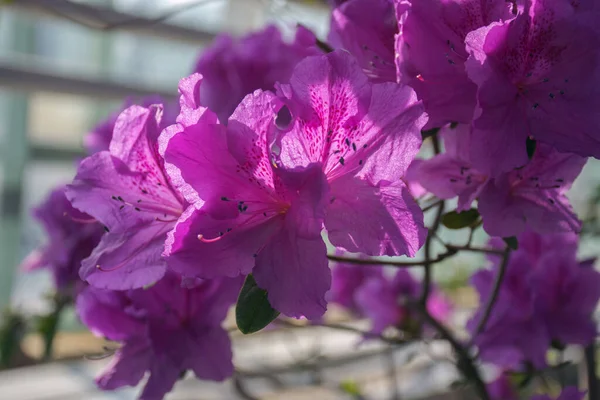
left=422, top=199, right=443, bottom=213
left=327, top=249, right=457, bottom=268
left=420, top=200, right=446, bottom=305
left=472, top=247, right=511, bottom=337
left=585, top=343, right=599, bottom=400
left=446, top=245, right=505, bottom=256
left=413, top=304, right=490, bottom=400
left=275, top=319, right=408, bottom=345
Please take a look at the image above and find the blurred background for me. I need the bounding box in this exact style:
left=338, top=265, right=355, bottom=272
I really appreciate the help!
left=0, top=1, right=598, bottom=399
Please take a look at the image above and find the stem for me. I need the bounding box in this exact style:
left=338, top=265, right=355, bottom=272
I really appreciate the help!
left=414, top=304, right=490, bottom=400
left=327, top=249, right=457, bottom=268
left=585, top=343, right=598, bottom=400
left=446, top=245, right=505, bottom=256
left=420, top=200, right=446, bottom=305
left=472, top=247, right=511, bottom=338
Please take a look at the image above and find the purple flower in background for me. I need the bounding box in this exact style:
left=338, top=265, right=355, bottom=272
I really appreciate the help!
left=84, top=96, right=178, bottom=155
left=396, top=0, right=515, bottom=129
left=469, top=231, right=600, bottom=369
left=469, top=251, right=551, bottom=369
left=162, top=77, right=330, bottom=319
left=329, top=257, right=383, bottom=313
left=477, top=144, right=585, bottom=237
left=413, top=124, right=488, bottom=212
left=21, top=186, right=103, bottom=293
left=356, top=269, right=452, bottom=334
left=488, top=372, right=519, bottom=400
left=67, top=105, right=186, bottom=290
left=530, top=387, right=587, bottom=400
left=276, top=50, right=428, bottom=257
left=413, top=125, right=584, bottom=237
left=194, top=25, right=319, bottom=123
left=329, top=0, right=398, bottom=82
left=465, top=0, right=600, bottom=174
left=77, top=272, right=241, bottom=400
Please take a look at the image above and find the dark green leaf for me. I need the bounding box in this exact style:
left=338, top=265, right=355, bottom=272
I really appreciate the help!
left=441, top=209, right=480, bottom=230
left=0, top=311, right=26, bottom=368
left=503, top=236, right=519, bottom=250
left=526, top=137, right=537, bottom=160
left=236, top=274, right=279, bottom=334
left=421, top=127, right=440, bottom=139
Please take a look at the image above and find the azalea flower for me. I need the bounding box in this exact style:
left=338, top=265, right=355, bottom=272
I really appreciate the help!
left=77, top=272, right=241, bottom=400
left=20, top=186, right=103, bottom=293
left=413, top=124, right=584, bottom=237
left=67, top=105, right=186, bottom=290
left=276, top=50, right=428, bottom=257
left=396, top=0, right=516, bottom=128
left=465, top=0, right=600, bottom=173
left=329, top=0, right=398, bottom=82
left=194, top=25, right=319, bottom=123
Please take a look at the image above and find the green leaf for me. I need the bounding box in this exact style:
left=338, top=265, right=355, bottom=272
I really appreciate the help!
left=421, top=127, right=440, bottom=139
left=0, top=311, right=26, bottom=368
left=441, top=209, right=480, bottom=230
left=236, top=274, right=279, bottom=334
left=340, top=380, right=362, bottom=396
left=503, top=236, right=519, bottom=250
left=526, top=137, right=537, bottom=160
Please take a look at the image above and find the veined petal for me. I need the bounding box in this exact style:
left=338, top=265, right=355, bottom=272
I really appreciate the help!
left=325, top=176, right=426, bottom=257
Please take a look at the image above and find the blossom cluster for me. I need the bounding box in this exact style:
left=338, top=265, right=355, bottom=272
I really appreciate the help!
left=22, top=0, right=600, bottom=398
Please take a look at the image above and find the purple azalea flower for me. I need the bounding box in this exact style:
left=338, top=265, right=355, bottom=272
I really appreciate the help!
left=396, top=0, right=516, bottom=129
left=469, top=251, right=550, bottom=369
left=329, top=256, right=383, bottom=313
left=328, top=0, right=398, bottom=82
left=355, top=269, right=451, bottom=334
left=488, top=372, right=519, bottom=400
left=530, top=387, right=587, bottom=400
left=193, top=25, right=319, bottom=123
left=67, top=105, right=186, bottom=290
left=21, top=186, right=103, bottom=293
left=468, top=231, right=600, bottom=369
left=276, top=50, right=428, bottom=257
left=161, top=76, right=331, bottom=319
left=77, top=272, right=241, bottom=400
left=355, top=269, right=452, bottom=334
left=413, top=124, right=585, bottom=237
left=465, top=0, right=600, bottom=174
left=84, top=96, right=177, bottom=155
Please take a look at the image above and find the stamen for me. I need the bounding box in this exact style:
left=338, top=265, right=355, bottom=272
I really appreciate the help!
left=64, top=212, right=97, bottom=224
left=197, top=234, right=223, bottom=243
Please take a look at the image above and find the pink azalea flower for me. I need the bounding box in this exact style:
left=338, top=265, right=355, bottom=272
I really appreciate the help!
left=193, top=25, right=319, bottom=123
left=329, top=255, right=383, bottom=313
left=77, top=272, right=241, bottom=399
left=21, top=186, right=103, bottom=293
left=67, top=105, right=186, bottom=290
left=276, top=50, right=428, bottom=257
left=413, top=124, right=585, bottom=237
left=465, top=0, right=600, bottom=174
left=328, top=0, right=398, bottom=82
left=161, top=76, right=331, bottom=319
left=396, top=0, right=516, bottom=129
left=355, top=269, right=452, bottom=334
left=469, top=231, right=600, bottom=370
left=84, top=96, right=177, bottom=155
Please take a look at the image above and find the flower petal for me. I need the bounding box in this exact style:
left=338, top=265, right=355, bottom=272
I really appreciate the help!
left=326, top=176, right=426, bottom=257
